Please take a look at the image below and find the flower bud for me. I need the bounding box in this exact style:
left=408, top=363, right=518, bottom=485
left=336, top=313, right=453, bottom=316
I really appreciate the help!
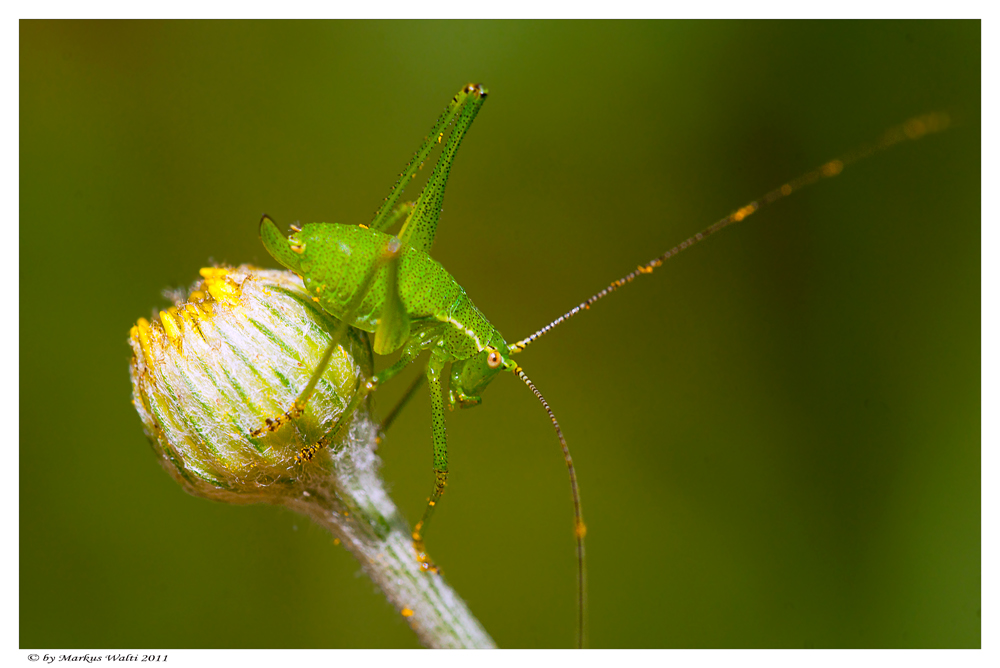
left=128, top=265, right=373, bottom=504
left=128, top=264, right=494, bottom=648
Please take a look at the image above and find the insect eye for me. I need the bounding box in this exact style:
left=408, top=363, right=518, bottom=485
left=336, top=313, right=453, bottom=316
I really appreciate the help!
left=486, top=350, right=502, bottom=369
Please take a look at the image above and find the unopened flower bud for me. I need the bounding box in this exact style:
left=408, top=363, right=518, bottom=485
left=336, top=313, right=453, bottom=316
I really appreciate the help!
left=128, top=264, right=492, bottom=648
left=128, top=265, right=372, bottom=504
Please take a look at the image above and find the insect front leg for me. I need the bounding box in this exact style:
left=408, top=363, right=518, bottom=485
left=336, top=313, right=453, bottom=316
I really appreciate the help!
left=411, top=351, right=450, bottom=573
left=295, top=339, right=423, bottom=464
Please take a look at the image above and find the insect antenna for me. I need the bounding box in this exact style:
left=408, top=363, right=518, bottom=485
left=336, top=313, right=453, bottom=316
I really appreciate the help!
left=513, top=364, right=587, bottom=649
left=509, top=111, right=951, bottom=353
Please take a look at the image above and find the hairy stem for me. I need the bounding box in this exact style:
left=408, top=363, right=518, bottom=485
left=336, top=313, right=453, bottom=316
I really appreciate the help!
left=281, top=407, right=495, bottom=649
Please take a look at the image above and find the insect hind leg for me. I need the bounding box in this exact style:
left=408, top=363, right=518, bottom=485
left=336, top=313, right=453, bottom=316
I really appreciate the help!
left=369, top=201, right=414, bottom=234
left=399, top=84, right=487, bottom=254
left=369, top=84, right=482, bottom=233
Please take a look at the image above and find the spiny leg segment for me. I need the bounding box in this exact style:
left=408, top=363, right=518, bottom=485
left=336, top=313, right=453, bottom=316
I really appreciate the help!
left=411, top=355, right=451, bottom=574
left=510, top=111, right=951, bottom=353
left=370, top=83, right=486, bottom=234
left=399, top=84, right=487, bottom=253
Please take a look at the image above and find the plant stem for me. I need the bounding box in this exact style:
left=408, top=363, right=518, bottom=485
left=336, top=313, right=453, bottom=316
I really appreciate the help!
left=281, top=408, right=495, bottom=649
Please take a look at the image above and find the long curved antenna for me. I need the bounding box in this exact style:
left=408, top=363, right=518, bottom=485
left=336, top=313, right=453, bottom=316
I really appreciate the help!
left=510, top=112, right=951, bottom=353
left=514, top=365, right=587, bottom=649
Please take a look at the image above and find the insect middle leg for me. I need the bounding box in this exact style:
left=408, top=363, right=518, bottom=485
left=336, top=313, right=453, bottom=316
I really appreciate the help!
left=250, top=236, right=403, bottom=438
left=410, top=352, right=451, bottom=573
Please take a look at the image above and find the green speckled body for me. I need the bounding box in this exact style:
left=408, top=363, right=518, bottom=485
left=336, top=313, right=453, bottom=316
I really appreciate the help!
left=291, top=222, right=508, bottom=362
left=254, top=84, right=588, bottom=646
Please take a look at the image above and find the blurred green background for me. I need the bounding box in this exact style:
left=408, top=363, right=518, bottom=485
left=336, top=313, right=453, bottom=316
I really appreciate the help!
left=21, top=21, right=979, bottom=649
